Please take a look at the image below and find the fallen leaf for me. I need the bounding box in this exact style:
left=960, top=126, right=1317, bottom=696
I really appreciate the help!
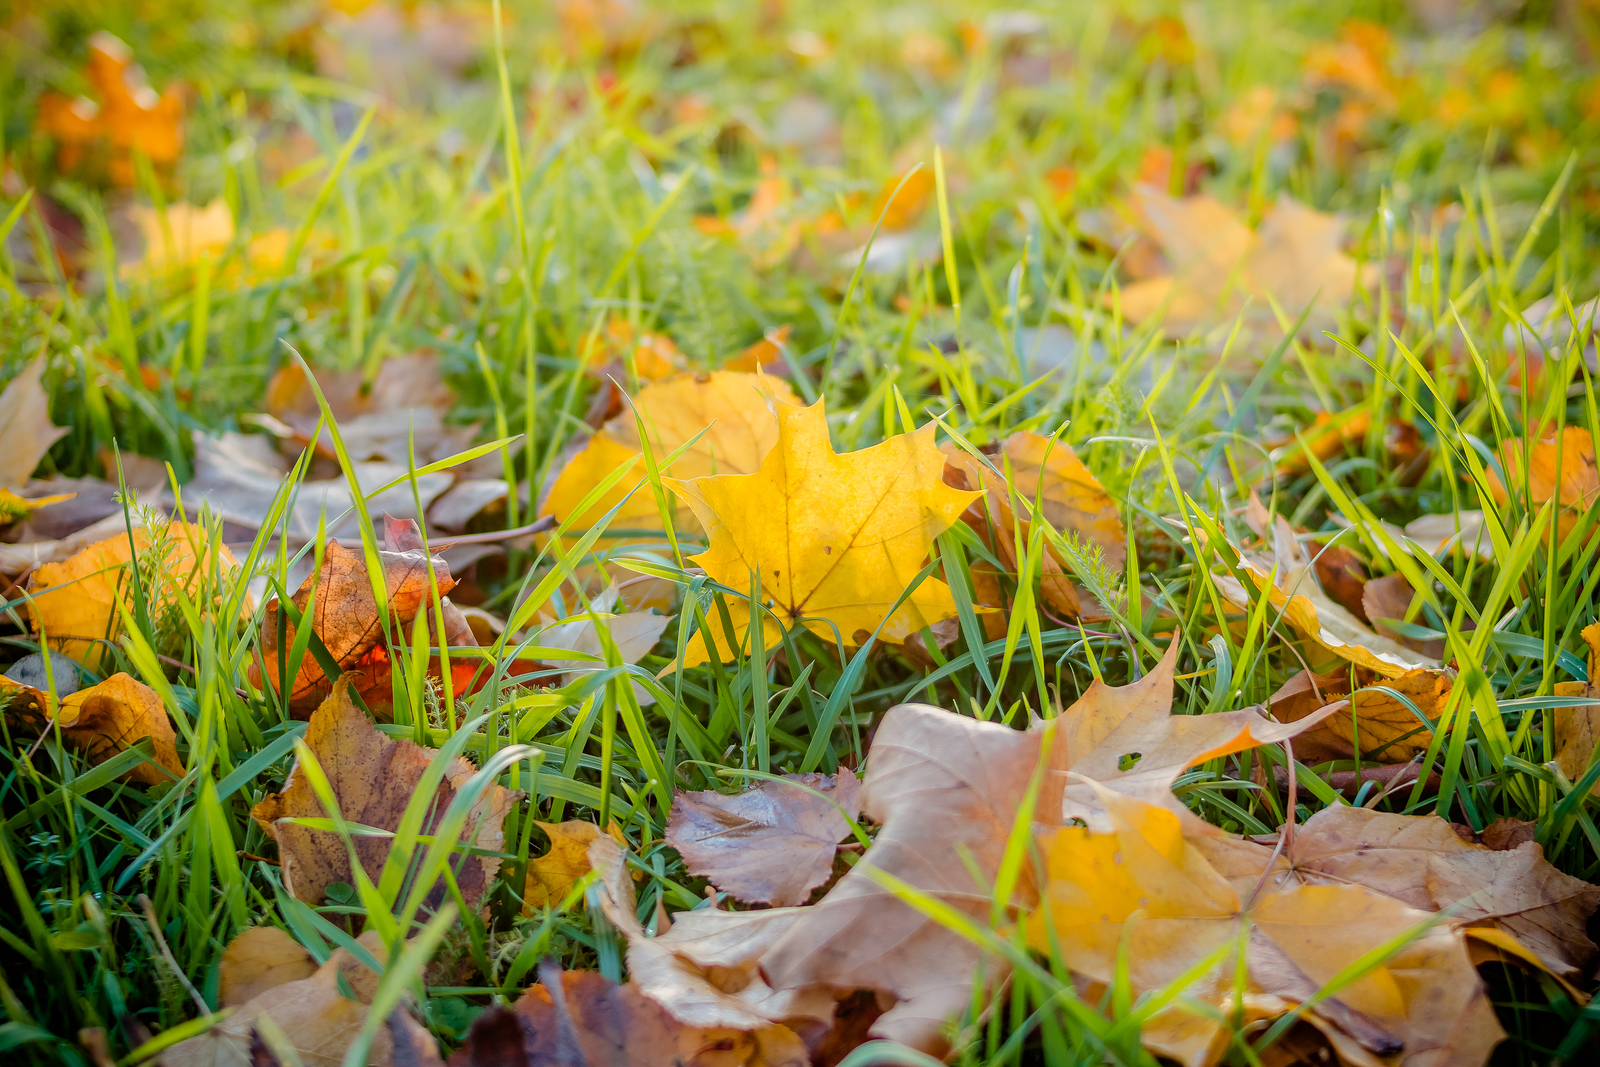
left=587, top=834, right=829, bottom=1054
left=1267, top=667, right=1446, bottom=763
left=0, top=671, right=180, bottom=786
left=523, top=819, right=627, bottom=913
left=250, top=680, right=520, bottom=908
left=1488, top=426, right=1599, bottom=545
left=1362, top=571, right=1446, bottom=659
left=724, top=326, right=794, bottom=375
left=27, top=520, right=242, bottom=672
left=36, top=32, right=184, bottom=187
left=248, top=518, right=472, bottom=715
left=1309, top=538, right=1370, bottom=620
left=1052, top=639, right=1342, bottom=831
left=666, top=771, right=861, bottom=906
left=1282, top=803, right=1600, bottom=981
left=219, top=927, right=317, bottom=1008
left=666, top=395, right=977, bottom=668
left=124, top=198, right=234, bottom=275
left=541, top=371, right=797, bottom=543
left=1031, top=788, right=1504, bottom=1067
left=0, top=360, right=69, bottom=490
left=579, top=318, right=687, bottom=381
left=482, top=967, right=807, bottom=1067
left=755, top=705, right=1051, bottom=1054
left=1213, top=513, right=1439, bottom=677
left=533, top=585, right=672, bottom=703
left=163, top=938, right=440, bottom=1067
left=1114, top=189, right=1368, bottom=336
left=263, top=354, right=473, bottom=465
left=1553, top=622, right=1600, bottom=793
left=942, top=433, right=1125, bottom=620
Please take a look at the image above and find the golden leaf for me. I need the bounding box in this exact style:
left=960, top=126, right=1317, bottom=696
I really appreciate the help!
left=523, top=819, right=627, bottom=913
left=1031, top=789, right=1504, bottom=1067
left=666, top=395, right=978, bottom=668
left=27, top=521, right=242, bottom=671
left=1, top=671, right=181, bottom=786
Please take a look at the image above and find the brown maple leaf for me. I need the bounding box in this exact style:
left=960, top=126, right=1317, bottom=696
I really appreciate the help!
left=1034, top=788, right=1504, bottom=1067
left=1052, top=639, right=1342, bottom=832
left=250, top=681, right=519, bottom=909
left=587, top=833, right=834, bottom=1054
left=1279, top=804, right=1600, bottom=981
left=249, top=517, right=474, bottom=716
left=666, top=771, right=860, bottom=907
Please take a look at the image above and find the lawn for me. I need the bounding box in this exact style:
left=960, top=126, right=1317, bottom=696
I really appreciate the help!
left=3, top=0, right=1600, bottom=1064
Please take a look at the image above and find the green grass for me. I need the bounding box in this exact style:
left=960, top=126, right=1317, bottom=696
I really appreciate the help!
left=5, top=0, right=1600, bottom=1063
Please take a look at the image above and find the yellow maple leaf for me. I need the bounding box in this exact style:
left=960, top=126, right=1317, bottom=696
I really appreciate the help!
left=26, top=521, right=243, bottom=671
left=666, top=396, right=979, bottom=668
left=539, top=372, right=797, bottom=610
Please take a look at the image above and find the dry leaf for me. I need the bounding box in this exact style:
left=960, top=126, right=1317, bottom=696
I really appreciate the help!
left=533, top=585, right=672, bottom=703
left=1032, top=788, right=1504, bottom=1067
left=1284, top=804, right=1600, bottom=981
left=248, top=519, right=471, bottom=716
left=1488, top=426, right=1599, bottom=545
left=755, top=705, right=1050, bottom=1054
left=1362, top=571, right=1446, bottom=659
left=27, top=520, right=241, bottom=672
left=219, top=927, right=317, bottom=1008
left=124, top=199, right=233, bottom=275
left=36, top=32, right=184, bottom=186
left=666, top=771, right=861, bottom=906
left=1268, top=667, right=1446, bottom=764
left=523, top=819, right=627, bottom=913
left=478, top=967, right=807, bottom=1067
left=0, top=360, right=68, bottom=490
left=725, top=326, right=794, bottom=375
left=1553, top=622, right=1600, bottom=793
left=942, top=432, right=1125, bottom=620
left=1214, top=514, right=1439, bottom=677
left=587, top=834, right=825, bottom=1056
left=0, top=671, right=181, bottom=786
left=250, top=681, right=519, bottom=908
left=163, top=940, right=439, bottom=1067
left=263, top=354, right=473, bottom=465
left=541, top=371, right=797, bottom=542
left=1115, top=189, right=1367, bottom=336
left=667, top=395, right=977, bottom=668
left=1054, top=639, right=1341, bottom=832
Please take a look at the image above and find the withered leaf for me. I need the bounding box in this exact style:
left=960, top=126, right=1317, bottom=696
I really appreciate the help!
left=1284, top=804, right=1600, bottom=981
left=219, top=927, right=317, bottom=1008
left=250, top=681, right=519, bottom=909
left=1054, top=639, right=1341, bottom=831
left=1553, top=623, right=1600, bottom=793
left=1268, top=667, right=1446, bottom=764
left=0, top=360, right=69, bottom=490
left=666, top=771, right=861, bottom=907
left=587, top=834, right=828, bottom=1051
left=523, top=819, right=626, bottom=914
left=2, top=671, right=181, bottom=786
left=164, top=938, right=440, bottom=1067
left=249, top=519, right=470, bottom=716
left=1035, top=788, right=1504, bottom=1067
